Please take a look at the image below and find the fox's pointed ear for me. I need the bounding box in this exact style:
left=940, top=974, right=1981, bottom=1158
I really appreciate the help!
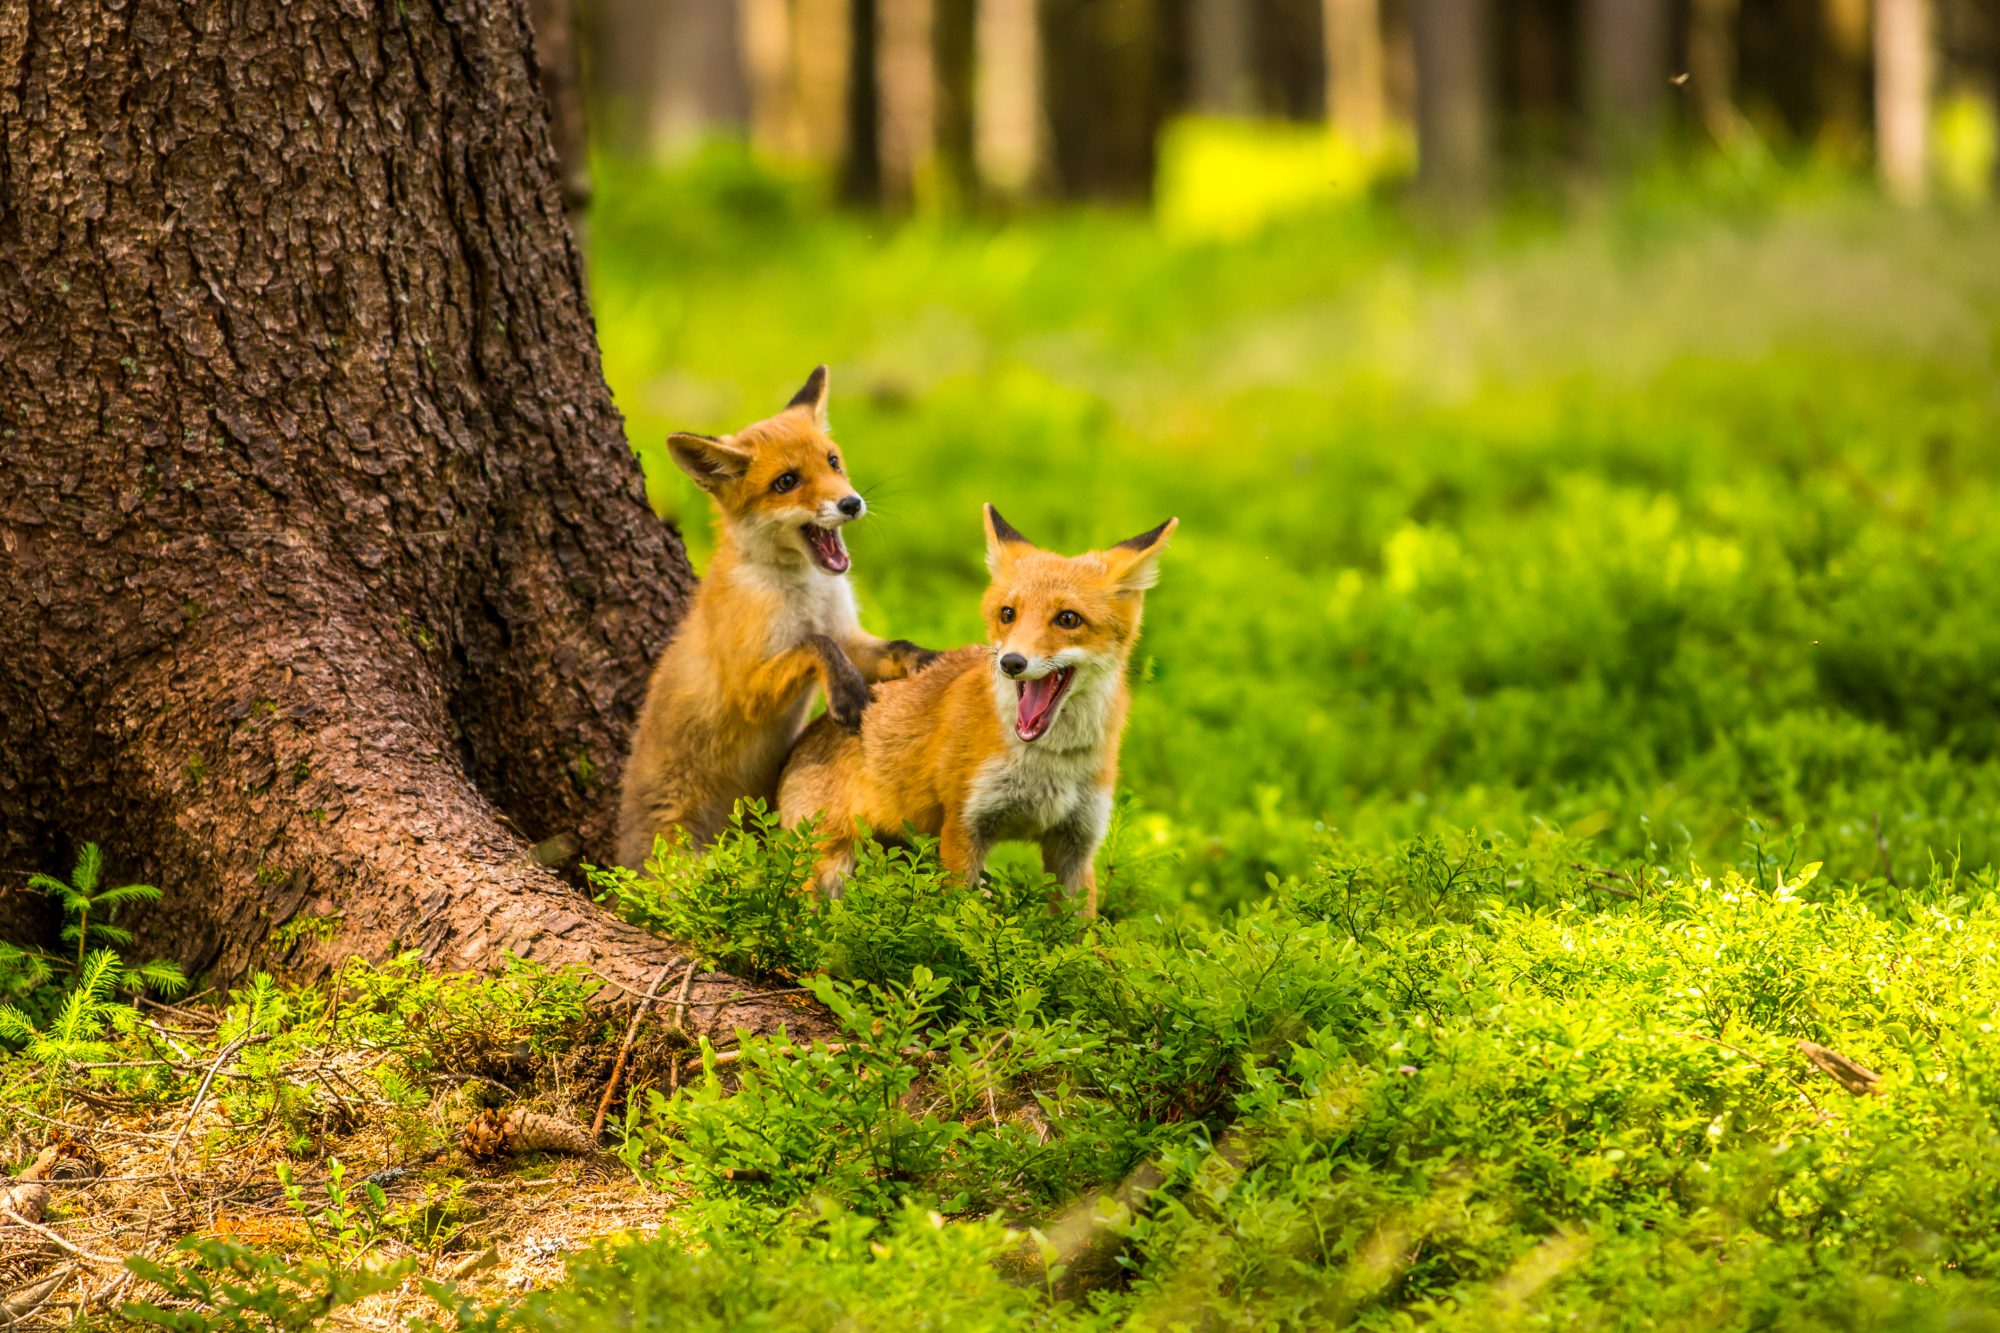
left=1103, top=517, right=1177, bottom=592
left=787, top=365, right=830, bottom=428
left=668, top=432, right=753, bottom=492
left=984, top=503, right=1033, bottom=575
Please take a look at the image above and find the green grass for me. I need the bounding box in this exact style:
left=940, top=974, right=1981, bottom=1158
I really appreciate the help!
left=566, top=841, right=2000, bottom=1331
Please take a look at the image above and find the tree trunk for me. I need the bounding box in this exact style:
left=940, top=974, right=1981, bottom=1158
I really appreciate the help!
left=975, top=0, right=1046, bottom=200
left=743, top=0, right=855, bottom=171
left=1686, top=0, right=1741, bottom=143
left=0, top=0, right=828, bottom=1042
left=1581, top=0, right=1671, bottom=158
left=843, top=0, right=885, bottom=202
left=877, top=0, right=937, bottom=207
left=1189, top=0, right=1257, bottom=116
left=1876, top=0, right=1935, bottom=203
left=589, top=0, right=751, bottom=162
left=1324, top=0, right=1387, bottom=150
left=1411, top=0, right=1493, bottom=205
left=934, top=0, right=980, bottom=208
left=1042, top=0, right=1168, bottom=201
left=1819, top=0, right=1873, bottom=150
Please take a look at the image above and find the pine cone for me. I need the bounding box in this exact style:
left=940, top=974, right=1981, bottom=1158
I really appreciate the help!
left=459, top=1107, right=596, bottom=1161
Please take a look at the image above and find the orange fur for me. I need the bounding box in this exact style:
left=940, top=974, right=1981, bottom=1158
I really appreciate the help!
left=616, top=367, right=935, bottom=867
left=778, top=505, right=1175, bottom=913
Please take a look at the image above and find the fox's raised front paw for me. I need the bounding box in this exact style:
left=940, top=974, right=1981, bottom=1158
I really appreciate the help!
left=827, top=671, right=872, bottom=731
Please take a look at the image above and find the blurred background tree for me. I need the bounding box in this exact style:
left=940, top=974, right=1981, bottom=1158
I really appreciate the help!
left=523, top=0, right=1998, bottom=215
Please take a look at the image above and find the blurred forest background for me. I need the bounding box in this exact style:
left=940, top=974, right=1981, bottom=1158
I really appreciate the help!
left=536, top=0, right=1998, bottom=212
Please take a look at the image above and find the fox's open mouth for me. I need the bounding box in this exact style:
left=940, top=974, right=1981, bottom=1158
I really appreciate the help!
left=801, top=524, right=850, bottom=574
left=1014, top=666, right=1074, bottom=742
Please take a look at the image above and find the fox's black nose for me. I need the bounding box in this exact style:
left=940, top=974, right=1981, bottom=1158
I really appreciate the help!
left=1000, top=653, right=1028, bottom=677
left=837, top=494, right=864, bottom=518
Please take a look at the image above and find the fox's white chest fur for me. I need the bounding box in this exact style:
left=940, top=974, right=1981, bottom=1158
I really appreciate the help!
left=964, top=672, right=1116, bottom=843
left=735, top=562, right=862, bottom=657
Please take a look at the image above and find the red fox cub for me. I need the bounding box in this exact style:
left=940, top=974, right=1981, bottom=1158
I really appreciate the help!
left=778, top=504, right=1175, bottom=914
left=616, top=367, right=935, bottom=868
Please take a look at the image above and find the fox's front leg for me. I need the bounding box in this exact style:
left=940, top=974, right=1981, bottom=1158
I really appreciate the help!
left=812, top=831, right=859, bottom=899
left=743, top=635, right=872, bottom=731
left=844, top=633, right=941, bottom=684
left=1041, top=793, right=1111, bottom=918
left=938, top=816, right=988, bottom=889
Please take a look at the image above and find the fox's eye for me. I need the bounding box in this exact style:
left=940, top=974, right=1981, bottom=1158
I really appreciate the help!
left=828, top=453, right=843, bottom=473
left=1055, top=610, right=1083, bottom=629
left=999, top=606, right=1015, bottom=624
left=771, top=471, right=801, bottom=494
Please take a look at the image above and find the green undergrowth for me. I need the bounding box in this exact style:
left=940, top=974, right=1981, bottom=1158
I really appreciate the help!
left=14, top=832, right=2000, bottom=1329
left=546, top=821, right=2000, bottom=1330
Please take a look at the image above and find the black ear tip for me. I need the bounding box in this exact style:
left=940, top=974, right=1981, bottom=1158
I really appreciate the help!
left=986, top=505, right=1030, bottom=546
left=1116, top=518, right=1176, bottom=552
left=789, top=365, right=830, bottom=410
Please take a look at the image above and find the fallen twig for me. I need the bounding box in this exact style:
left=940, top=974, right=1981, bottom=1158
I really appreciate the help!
left=170, top=1029, right=272, bottom=1154
left=1, top=1205, right=124, bottom=1264
left=1568, top=863, right=1639, bottom=900
left=591, top=963, right=679, bottom=1141
left=1667, top=1029, right=1823, bottom=1113
left=0, top=1264, right=71, bottom=1326
left=669, top=961, right=700, bottom=1034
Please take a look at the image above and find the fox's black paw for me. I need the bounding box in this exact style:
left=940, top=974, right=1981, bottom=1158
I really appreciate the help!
left=828, top=671, right=872, bottom=732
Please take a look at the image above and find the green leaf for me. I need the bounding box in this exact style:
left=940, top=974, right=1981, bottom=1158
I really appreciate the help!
left=72, top=842, right=103, bottom=895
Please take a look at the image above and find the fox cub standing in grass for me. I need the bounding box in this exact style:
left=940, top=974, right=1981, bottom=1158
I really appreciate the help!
left=779, top=504, right=1175, bottom=914
left=616, top=367, right=935, bottom=868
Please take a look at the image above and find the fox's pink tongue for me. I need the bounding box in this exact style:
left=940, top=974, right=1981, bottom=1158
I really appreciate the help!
left=804, top=525, right=849, bottom=573
left=1015, top=671, right=1066, bottom=741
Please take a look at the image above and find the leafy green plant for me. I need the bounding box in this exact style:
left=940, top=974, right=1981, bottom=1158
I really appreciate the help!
left=589, top=801, right=825, bottom=979
left=30, top=842, right=179, bottom=980
left=278, top=1158, right=389, bottom=1269
left=0, top=948, right=133, bottom=1085
left=123, top=1239, right=412, bottom=1333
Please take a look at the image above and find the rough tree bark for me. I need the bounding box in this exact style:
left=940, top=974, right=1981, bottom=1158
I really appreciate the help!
left=0, top=0, right=828, bottom=1041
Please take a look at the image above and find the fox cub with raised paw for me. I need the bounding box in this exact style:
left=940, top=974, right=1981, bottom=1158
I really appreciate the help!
left=779, top=504, right=1175, bottom=915
left=617, top=367, right=935, bottom=867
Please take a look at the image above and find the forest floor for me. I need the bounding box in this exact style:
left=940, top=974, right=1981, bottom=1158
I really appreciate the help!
left=0, top=967, right=704, bottom=1329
